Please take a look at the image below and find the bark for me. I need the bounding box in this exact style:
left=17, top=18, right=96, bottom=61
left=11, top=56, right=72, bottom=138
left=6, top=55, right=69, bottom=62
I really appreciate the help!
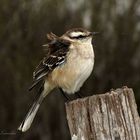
left=65, top=87, right=140, bottom=140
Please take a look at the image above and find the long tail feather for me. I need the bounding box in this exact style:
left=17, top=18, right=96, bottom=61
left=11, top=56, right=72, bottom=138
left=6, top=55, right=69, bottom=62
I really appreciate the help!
left=18, top=82, right=53, bottom=132
left=18, top=94, right=44, bottom=132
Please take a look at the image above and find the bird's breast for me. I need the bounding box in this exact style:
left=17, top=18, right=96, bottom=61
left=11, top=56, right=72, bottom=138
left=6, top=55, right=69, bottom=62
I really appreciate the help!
left=49, top=43, right=94, bottom=94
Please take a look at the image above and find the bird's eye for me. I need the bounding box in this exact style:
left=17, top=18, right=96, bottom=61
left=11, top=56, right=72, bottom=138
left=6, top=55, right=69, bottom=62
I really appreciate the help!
left=70, top=35, right=86, bottom=39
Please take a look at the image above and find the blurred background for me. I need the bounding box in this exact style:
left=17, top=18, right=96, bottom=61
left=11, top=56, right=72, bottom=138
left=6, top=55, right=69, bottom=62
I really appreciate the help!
left=0, top=0, right=140, bottom=139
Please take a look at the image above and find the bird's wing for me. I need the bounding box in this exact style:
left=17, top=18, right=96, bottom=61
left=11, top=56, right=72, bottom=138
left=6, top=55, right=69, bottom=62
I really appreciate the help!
left=46, top=32, right=58, bottom=41
left=29, top=39, right=70, bottom=91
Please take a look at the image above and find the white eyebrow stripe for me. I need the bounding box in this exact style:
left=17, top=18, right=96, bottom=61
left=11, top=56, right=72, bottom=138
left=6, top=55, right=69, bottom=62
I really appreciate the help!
left=70, top=32, right=85, bottom=37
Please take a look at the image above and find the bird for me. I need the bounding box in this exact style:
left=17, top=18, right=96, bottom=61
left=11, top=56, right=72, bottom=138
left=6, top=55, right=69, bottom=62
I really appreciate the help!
left=18, top=28, right=96, bottom=132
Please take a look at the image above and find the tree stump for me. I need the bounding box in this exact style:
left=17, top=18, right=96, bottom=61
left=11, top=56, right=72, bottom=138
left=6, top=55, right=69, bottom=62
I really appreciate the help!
left=65, top=87, right=140, bottom=140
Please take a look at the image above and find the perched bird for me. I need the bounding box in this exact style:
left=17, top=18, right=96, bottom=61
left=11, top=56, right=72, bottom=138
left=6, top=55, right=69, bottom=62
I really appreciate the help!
left=18, top=28, right=95, bottom=132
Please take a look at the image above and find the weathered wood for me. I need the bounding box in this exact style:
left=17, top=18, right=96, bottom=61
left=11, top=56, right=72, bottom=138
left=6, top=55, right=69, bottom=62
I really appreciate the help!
left=65, top=87, right=140, bottom=140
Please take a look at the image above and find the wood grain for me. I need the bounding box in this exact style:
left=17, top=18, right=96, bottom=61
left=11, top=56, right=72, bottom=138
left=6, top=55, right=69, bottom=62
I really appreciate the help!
left=65, top=87, right=140, bottom=140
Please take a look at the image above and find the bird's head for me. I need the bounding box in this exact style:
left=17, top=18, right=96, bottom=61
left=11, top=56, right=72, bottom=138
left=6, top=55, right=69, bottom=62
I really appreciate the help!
left=61, top=28, right=97, bottom=44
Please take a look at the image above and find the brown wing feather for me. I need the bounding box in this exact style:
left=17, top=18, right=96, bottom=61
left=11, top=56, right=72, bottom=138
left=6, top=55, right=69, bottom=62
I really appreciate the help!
left=29, top=38, right=70, bottom=91
left=46, top=32, right=58, bottom=41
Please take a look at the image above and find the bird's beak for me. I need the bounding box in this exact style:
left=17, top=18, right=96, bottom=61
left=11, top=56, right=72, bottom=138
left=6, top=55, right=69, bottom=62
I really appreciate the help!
left=91, top=32, right=100, bottom=36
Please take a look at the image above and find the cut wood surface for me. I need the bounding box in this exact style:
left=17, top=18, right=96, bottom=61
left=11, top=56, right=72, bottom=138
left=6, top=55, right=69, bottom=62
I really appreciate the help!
left=65, top=87, right=140, bottom=140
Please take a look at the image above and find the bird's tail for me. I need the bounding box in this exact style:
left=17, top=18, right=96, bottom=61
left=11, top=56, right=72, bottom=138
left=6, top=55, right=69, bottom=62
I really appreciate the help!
left=18, top=94, right=43, bottom=132
left=18, top=82, right=52, bottom=132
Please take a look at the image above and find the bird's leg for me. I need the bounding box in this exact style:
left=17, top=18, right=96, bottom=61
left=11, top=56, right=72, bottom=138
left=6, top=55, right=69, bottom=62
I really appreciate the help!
left=59, top=88, right=71, bottom=101
left=76, top=92, right=84, bottom=98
